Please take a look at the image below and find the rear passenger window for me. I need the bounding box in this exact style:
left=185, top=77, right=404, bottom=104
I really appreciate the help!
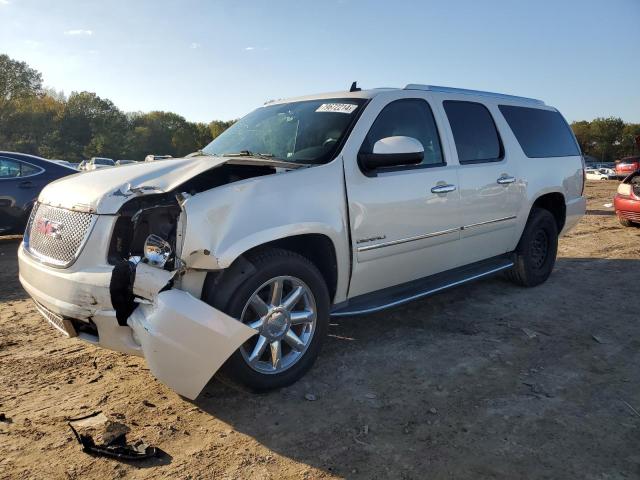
left=499, top=105, right=580, bottom=158
left=361, top=98, right=444, bottom=168
left=443, top=101, right=502, bottom=164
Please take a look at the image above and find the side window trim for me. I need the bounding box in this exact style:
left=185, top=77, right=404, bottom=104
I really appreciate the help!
left=0, top=156, right=45, bottom=180
left=443, top=100, right=505, bottom=165
left=358, top=98, right=447, bottom=175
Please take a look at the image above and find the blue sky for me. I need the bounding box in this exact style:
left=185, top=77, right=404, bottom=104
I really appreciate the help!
left=1, top=0, right=638, bottom=123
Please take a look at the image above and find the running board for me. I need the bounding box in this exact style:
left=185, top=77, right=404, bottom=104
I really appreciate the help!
left=331, top=255, right=514, bottom=317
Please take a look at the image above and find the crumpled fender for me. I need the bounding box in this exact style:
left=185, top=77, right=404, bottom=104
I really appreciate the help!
left=128, top=289, right=256, bottom=399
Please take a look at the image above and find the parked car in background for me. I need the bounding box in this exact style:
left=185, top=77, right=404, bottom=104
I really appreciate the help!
left=585, top=168, right=609, bottom=181
left=85, top=157, right=116, bottom=171
left=615, top=156, right=640, bottom=179
left=614, top=170, right=640, bottom=227
left=598, top=167, right=616, bottom=179
left=116, top=160, right=137, bottom=166
left=50, top=159, right=75, bottom=169
left=0, top=152, right=76, bottom=234
left=18, top=84, right=585, bottom=399
left=144, top=154, right=173, bottom=162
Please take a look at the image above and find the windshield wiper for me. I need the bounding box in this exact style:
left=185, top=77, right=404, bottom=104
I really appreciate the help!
left=223, top=150, right=274, bottom=159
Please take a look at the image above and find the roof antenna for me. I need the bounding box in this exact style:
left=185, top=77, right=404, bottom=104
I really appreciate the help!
left=349, top=81, right=361, bottom=92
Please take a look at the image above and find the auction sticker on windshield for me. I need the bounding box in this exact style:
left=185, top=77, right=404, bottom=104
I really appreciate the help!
left=315, top=103, right=358, bottom=114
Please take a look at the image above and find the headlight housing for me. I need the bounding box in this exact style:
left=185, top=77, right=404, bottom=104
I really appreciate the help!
left=143, top=234, right=172, bottom=268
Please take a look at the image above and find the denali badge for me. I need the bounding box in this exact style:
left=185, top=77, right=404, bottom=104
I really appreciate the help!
left=35, top=218, right=63, bottom=239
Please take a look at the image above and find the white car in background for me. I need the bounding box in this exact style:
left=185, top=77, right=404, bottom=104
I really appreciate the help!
left=18, top=84, right=586, bottom=399
left=85, top=157, right=116, bottom=171
left=144, top=155, right=173, bottom=162
left=585, top=168, right=609, bottom=180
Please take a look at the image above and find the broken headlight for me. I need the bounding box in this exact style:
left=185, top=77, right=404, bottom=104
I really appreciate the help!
left=143, top=234, right=172, bottom=268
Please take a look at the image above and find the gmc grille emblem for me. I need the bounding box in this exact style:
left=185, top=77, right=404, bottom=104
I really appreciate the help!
left=35, top=218, right=63, bottom=239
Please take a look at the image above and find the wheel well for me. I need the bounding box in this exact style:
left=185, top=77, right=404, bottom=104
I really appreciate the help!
left=243, top=234, right=339, bottom=301
left=532, top=193, right=566, bottom=232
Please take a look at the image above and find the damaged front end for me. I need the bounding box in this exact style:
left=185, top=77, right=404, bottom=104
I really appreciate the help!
left=105, top=166, right=274, bottom=399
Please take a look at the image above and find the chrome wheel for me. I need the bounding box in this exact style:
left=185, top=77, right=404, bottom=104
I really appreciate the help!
left=239, top=276, right=317, bottom=374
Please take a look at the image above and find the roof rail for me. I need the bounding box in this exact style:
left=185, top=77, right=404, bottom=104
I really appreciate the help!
left=403, top=84, right=545, bottom=105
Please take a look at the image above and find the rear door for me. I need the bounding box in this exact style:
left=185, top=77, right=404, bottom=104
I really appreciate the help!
left=440, top=100, right=524, bottom=264
left=343, top=93, right=461, bottom=298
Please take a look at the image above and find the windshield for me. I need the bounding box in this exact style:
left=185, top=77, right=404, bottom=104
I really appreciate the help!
left=202, top=98, right=366, bottom=164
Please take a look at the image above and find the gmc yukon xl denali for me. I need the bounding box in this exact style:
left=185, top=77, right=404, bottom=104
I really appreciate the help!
left=18, top=84, right=586, bottom=399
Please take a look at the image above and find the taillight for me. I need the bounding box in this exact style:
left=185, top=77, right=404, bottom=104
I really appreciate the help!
left=617, top=183, right=632, bottom=197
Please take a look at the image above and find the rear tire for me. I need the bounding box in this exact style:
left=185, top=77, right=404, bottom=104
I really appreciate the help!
left=506, top=208, right=558, bottom=287
left=204, top=248, right=330, bottom=392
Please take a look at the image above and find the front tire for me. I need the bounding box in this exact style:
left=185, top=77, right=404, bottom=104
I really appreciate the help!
left=506, top=208, right=559, bottom=287
left=204, top=248, right=330, bottom=392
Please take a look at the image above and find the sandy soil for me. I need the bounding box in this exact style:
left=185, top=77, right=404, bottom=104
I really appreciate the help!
left=1, top=181, right=639, bottom=479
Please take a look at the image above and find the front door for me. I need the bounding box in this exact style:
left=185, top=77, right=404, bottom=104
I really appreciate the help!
left=343, top=96, right=461, bottom=298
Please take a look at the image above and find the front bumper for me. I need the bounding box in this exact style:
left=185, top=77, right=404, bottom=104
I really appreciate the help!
left=19, top=243, right=256, bottom=399
left=18, top=243, right=142, bottom=355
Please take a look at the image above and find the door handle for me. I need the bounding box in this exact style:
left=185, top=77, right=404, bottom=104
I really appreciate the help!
left=18, top=181, right=33, bottom=189
left=431, top=184, right=457, bottom=194
left=497, top=175, right=516, bottom=185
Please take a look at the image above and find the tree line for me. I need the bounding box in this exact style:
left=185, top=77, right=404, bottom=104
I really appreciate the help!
left=572, top=117, right=640, bottom=163
left=0, top=54, right=234, bottom=163
left=1, top=53, right=639, bottom=164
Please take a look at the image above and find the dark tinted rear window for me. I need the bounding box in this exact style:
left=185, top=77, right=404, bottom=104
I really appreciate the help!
left=499, top=105, right=580, bottom=158
left=443, top=101, right=502, bottom=164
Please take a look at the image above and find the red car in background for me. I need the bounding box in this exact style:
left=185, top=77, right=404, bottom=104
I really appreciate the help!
left=615, top=156, right=640, bottom=179
left=614, top=170, right=640, bottom=227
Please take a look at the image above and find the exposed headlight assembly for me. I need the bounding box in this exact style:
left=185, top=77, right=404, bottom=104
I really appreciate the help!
left=143, top=234, right=172, bottom=268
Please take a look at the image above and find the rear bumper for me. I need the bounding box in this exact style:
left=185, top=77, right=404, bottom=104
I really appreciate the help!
left=561, top=196, right=587, bottom=235
left=614, top=194, right=640, bottom=222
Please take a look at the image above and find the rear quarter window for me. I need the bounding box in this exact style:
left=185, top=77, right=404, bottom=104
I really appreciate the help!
left=498, top=105, right=580, bottom=158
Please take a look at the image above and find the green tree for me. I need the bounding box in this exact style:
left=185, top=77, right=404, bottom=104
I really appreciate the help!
left=0, top=54, right=43, bottom=101
left=589, top=117, right=625, bottom=162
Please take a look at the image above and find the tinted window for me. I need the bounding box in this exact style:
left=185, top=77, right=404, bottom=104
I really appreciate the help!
left=21, top=163, right=40, bottom=176
left=499, top=105, right=580, bottom=158
left=443, top=101, right=502, bottom=163
left=0, top=158, right=23, bottom=178
left=361, top=99, right=444, bottom=167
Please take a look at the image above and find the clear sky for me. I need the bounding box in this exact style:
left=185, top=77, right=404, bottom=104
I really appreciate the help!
left=1, top=0, right=638, bottom=123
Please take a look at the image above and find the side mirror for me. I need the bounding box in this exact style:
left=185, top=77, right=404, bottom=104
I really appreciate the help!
left=358, top=136, right=424, bottom=171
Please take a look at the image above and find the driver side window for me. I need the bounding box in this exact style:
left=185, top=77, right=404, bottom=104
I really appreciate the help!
left=361, top=99, right=445, bottom=168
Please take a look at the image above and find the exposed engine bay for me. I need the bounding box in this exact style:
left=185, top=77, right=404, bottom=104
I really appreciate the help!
left=108, top=163, right=278, bottom=324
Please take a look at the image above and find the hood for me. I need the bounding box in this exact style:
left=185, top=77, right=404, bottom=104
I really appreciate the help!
left=39, top=156, right=229, bottom=214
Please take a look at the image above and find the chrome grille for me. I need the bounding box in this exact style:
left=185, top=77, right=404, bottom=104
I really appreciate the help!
left=25, top=203, right=95, bottom=268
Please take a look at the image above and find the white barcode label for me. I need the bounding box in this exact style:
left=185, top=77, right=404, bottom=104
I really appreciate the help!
left=315, top=103, right=358, bottom=114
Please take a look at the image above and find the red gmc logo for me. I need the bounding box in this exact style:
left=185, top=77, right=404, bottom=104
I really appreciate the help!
left=35, top=218, right=63, bottom=239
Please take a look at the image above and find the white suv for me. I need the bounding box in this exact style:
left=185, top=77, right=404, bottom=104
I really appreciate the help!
left=18, top=84, right=586, bottom=398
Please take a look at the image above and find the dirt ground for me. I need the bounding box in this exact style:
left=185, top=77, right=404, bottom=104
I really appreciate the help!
left=1, top=181, right=639, bottom=479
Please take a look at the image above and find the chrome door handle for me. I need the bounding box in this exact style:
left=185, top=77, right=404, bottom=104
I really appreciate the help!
left=431, top=184, right=457, bottom=194
left=497, top=175, right=516, bottom=185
